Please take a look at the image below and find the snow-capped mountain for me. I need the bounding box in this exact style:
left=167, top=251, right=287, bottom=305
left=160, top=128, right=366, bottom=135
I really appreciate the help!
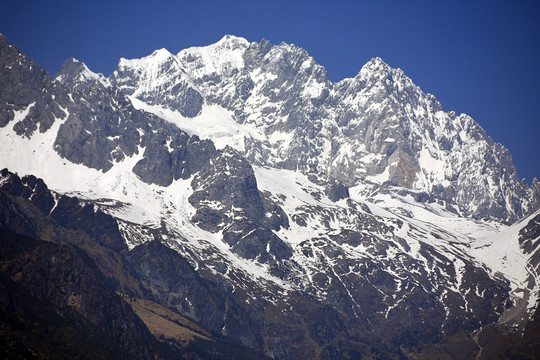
left=1, top=33, right=539, bottom=359
left=110, top=35, right=539, bottom=224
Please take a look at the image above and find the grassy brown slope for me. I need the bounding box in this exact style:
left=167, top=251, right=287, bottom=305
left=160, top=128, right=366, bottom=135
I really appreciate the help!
left=120, top=294, right=269, bottom=359
left=121, top=294, right=211, bottom=345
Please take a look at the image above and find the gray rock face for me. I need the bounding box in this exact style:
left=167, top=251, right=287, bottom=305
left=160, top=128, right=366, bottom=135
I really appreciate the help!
left=52, top=88, right=145, bottom=172
left=519, top=212, right=540, bottom=275
left=189, top=146, right=292, bottom=264
left=133, top=132, right=216, bottom=186
left=0, top=36, right=68, bottom=136
left=325, top=178, right=349, bottom=202
left=189, top=148, right=265, bottom=231
left=125, top=239, right=263, bottom=349
left=0, top=169, right=55, bottom=214
left=56, top=66, right=210, bottom=177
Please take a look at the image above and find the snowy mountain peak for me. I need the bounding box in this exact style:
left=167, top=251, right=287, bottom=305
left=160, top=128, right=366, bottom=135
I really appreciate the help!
left=55, top=57, right=111, bottom=90
left=149, top=47, right=173, bottom=61
left=215, top=34, right=250, bottom=48
left=106, top=36, right=539, bottom=222
left=111, top=47, right=203, bottom=117
left=357, top=57, right=409, bottom=86
left=362, top=56, right=391, bottom=71
left=176, top=35, right=250, bottom=79
left=117, top=47, right=175, bottom=71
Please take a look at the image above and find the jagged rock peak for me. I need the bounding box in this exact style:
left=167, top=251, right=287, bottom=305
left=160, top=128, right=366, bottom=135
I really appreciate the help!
left=116, top=47, right=176, bottom=72
left=149, top=47, right=173, bottom=59
left=363, top=56, right=392, bottom=70
left=176, top=35, right=249, bottom=58
left=213, top=34, right=250, bottom=48
left=176, top=35, right=251, bottom=78
left=55, top=57, right=111, bottom=90
left=357, top=56, right=408, bottom=81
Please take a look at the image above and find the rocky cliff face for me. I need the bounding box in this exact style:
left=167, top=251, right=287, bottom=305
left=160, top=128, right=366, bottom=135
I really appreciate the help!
left=0, top=227, right=163, bottom=360
left=1, top=33, right=540, bottom=359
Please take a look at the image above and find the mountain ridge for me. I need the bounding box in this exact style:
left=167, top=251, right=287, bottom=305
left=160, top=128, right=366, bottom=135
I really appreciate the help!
left=1, top=33, right=539, bottom=359
left=106, top=35, right=539, bottom=223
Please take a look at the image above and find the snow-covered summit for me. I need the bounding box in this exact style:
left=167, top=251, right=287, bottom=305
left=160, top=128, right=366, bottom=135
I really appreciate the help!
left=108, top=36, right=539, bottom=223
left=55, top=57, right=111, bottom=90
left=359, top=56, right=393, bottom=74
left=110, top=47, right=203, bottom=117
left=117, top=48, right=174, bottom=70
left=177, top=35, right=250, bottom=79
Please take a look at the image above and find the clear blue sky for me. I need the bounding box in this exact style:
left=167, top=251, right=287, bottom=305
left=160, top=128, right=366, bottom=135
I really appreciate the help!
left=2, top=0, right=539, bottom=183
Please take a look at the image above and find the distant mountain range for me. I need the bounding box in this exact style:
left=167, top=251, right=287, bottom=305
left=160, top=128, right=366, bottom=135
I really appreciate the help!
left=1, top=33, right=539, bottom=359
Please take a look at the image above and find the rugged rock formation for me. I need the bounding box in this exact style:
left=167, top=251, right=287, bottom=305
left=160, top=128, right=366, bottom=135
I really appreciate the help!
left=1, top=33, right=539, bottom=359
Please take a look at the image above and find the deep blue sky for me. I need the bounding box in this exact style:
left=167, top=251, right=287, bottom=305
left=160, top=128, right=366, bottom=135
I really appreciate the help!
left=2, top=0, right=539, bottom=183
